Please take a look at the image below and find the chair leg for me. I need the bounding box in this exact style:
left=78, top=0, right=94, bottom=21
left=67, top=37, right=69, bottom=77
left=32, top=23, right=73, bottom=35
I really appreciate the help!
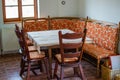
left=38, top=60, right=44, bottom=72
left=74, top=67, right=79, bottom=76
left=53, top=61, right=58, bottom=78
left=31, top=70, right=37, bottom=76
left=78, top=64, right=86, bottom=80
left=60, top=67, right=64, bottom=80
left=20, top=58, right=23, bottom=68
left=27, top=62, right=31, bottom=80
left=97, top=59, right=100, bottom=77
left=43, top=58, right=50, bottom=80
left=20, top=59, right=25, bottom=76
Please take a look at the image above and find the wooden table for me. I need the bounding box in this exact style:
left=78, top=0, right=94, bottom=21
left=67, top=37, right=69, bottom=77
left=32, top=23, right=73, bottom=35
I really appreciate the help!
left=27, top=29, right=93, bottom=77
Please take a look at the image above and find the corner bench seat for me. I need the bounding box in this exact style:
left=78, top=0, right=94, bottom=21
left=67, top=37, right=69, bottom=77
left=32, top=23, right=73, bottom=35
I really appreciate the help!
left=83, top=43, right=116, bottom=76
left=83, top=43, right=115, bottom=59
left=83, top=21, right=119, bottom=76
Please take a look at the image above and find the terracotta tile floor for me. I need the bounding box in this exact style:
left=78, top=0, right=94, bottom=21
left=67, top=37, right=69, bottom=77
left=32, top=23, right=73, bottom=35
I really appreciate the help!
left=0, top=53, right=102, bottom=80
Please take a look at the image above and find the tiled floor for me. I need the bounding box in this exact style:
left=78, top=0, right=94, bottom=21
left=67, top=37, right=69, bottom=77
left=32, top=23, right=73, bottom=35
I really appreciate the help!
left=0, top=53, right=102, bottom=80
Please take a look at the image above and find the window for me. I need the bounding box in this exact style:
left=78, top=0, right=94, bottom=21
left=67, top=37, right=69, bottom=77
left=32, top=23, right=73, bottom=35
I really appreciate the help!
left=2, top=0, right=38, bottom=22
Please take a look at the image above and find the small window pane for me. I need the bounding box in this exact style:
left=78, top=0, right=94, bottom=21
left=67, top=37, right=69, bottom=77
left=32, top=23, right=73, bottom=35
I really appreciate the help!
left=22, top=0, right=34, bottom=5
left=5, top=0, right=18, bottom=6
left=6, top=7, right=18, bottom=18
left=22, top=6, right=34, bottom=17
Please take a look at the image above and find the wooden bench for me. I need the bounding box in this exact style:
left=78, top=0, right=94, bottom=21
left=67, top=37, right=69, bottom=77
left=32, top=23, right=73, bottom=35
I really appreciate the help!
left=20, top=17, right=120, bottom=76
left=83, top=21, right=120, bottom=76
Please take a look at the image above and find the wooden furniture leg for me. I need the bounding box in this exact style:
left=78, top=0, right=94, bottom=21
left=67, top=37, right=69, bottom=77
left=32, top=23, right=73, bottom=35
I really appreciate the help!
left=97, top=59, right=100, bottom=77
left=53, top=61, right=58, bottom=78
left=48, top=47, right=52, bottom=78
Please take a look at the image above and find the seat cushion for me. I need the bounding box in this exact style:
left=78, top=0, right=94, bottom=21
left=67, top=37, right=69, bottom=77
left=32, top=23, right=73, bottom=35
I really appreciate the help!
left=55, top=54, right=78, bottom=63
left=29, top=51, right=45, bottom=59
left=83, top=43, right=116, bottom=59
left=28, top=46, right=37, bottom=52
left=26, top=39, right=33, bottom=46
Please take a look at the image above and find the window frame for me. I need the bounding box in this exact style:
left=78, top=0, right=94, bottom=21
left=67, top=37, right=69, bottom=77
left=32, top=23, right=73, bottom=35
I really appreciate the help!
left=2, top=0, right=38, bottom=23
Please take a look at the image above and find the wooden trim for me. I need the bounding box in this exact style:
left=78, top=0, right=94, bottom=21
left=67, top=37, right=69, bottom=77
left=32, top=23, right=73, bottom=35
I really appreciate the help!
left=50, top=17, right=81, bottom=20
left=22, top=17, right=48, bottom=22
left=3, top=18, right=20, bottom=22
left=115, top=22, right=120, bottom=54
left=18, top=0, right=22, bottom=21
left=34, top=0, right=38, bottom=18
left=2, top=0, right=38, bottom=23
left=2, top=0, right=6, bottom=22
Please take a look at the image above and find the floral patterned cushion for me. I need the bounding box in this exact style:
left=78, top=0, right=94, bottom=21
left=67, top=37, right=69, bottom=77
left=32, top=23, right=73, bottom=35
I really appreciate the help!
left=50, top=19, right=72, bottom=30
left=24, top=20, right=48, bottom=32
left=72, top=20, right=85, bottom=32
left=86, top=22, right=118, bottom=52
left=24, top=21, right=37, bottom=32
left=83, top=43, right=116, bottom=59
left=36, top=20, right=49, bottom=31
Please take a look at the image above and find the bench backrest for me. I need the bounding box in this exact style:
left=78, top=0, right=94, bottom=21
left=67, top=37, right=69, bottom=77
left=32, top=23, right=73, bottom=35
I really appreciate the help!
left=86, top=21, right=119, bottom=53
left=21, top=17, right=120, bottom=53
left=22, top=18, right=49, bottom=32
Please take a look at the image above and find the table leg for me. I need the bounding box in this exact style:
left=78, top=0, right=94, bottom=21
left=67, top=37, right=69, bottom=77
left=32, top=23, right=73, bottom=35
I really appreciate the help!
left=48, top=47, right=52, bottom=78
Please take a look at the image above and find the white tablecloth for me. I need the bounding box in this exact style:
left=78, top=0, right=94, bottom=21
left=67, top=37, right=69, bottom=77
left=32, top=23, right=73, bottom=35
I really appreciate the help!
left=27, top=29, right=93, bottom=47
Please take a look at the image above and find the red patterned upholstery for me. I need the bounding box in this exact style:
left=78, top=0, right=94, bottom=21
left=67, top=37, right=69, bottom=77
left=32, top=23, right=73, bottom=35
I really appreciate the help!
left=50, top=19, right=87, bottom=33
left=24, top=21, right=37, bottom=32
left=50, top=19, right=73, bottom=30
left=86, top=22, right=118, bottom=52
left=83, top=21, right=119, bottom=76
left=83, top=43, right=115, bottom=59
left=23, top=20, right=48, bottom=32
left=36, top=20, right=49, bottom=31
left=72, top=20, right=85, bottom=32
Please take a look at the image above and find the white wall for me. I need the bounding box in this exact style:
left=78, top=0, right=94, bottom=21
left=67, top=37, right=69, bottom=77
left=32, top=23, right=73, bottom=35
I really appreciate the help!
left=39, top=0, right=58, bottom=17
left=79, top=0, right=120, bottom=23
left=58, top=0, right=79, bottom=17
left=40, top=0, right=79, bottom=17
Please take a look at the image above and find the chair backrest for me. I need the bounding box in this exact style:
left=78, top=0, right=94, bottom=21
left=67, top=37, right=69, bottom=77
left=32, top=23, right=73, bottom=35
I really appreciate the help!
left=15, top=24, right=25, bottom=55
left=18, top=35, right=26, bottom=56
left=15, top=24, right=21, bottom=39
left=58, top=17, right=88, bottom=64
left=58, top=29, right=87, bottom=63
left=20, top=29, right=31, bottom=60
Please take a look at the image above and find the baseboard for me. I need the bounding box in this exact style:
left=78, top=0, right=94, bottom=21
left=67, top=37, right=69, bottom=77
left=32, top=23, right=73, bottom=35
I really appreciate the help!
left=2, top=49, right=19, bottom=54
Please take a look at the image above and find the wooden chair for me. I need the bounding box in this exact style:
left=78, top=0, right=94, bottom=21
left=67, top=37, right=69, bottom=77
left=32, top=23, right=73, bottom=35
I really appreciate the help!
left=15, top=24, right=42, bottom=76
left=18, top=36, right=42, bottom=77
left=15, top=24, right=20, bottom=37
left=20, top=30, right=50, bottom=80
left=53, top=28, right=87, bottom=80
left=15, top=24, right=38, bottom=58
left=15, top=24, right=37, bottom=56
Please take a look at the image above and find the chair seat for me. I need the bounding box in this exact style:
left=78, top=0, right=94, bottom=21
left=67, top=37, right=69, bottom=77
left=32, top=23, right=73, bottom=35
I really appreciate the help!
left=28, top=46, right=37, bottom=51
left=83, top=43, right=115, bottom=59
left=26, top=39, right=33, bottom=46
left=55, top=54, right=78, bottom=63
left=29, top=51, right=45, bottom=59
